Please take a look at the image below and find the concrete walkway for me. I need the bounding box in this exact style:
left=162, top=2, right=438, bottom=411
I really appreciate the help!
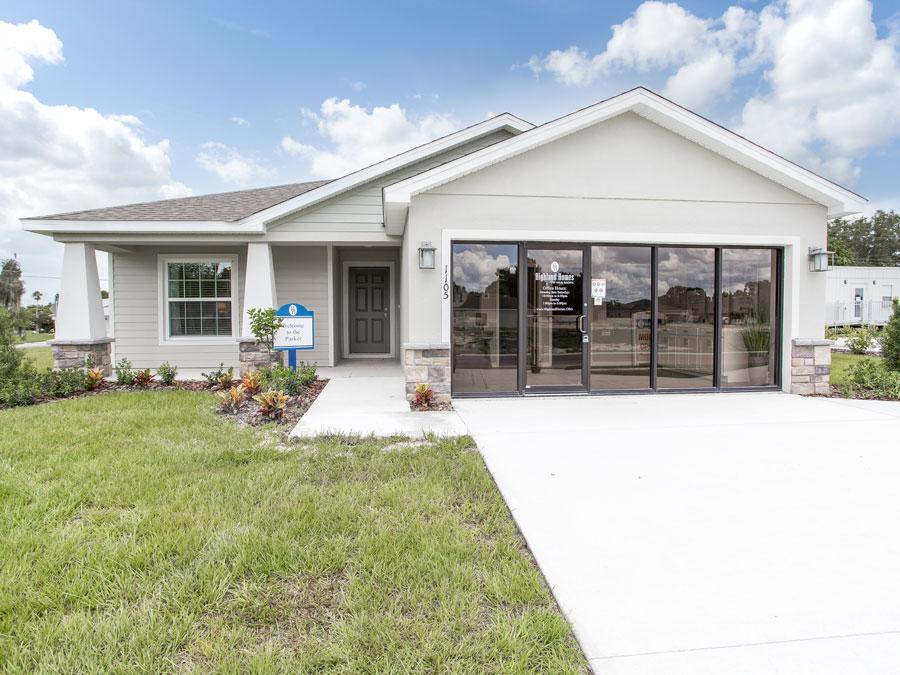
left=290, top=360, right=466, bottom=438
left=454, top=393, right=900, bottom=674
left=15, top=340, right=50, bottom=349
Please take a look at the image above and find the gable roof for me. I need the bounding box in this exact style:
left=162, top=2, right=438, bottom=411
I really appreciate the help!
left=22, top=112, right=533, bottom=235
left=27, top=181, right=330, bottom=223
left=382, top=87, right=867, bottom=234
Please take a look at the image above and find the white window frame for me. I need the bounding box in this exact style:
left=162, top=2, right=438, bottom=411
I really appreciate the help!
left=157, top=254, right=240, bottom=346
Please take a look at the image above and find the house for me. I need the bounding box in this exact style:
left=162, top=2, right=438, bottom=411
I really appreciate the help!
left=826, top=266, right=900, bottom=327
left=22, top=87, right=866, bottom=398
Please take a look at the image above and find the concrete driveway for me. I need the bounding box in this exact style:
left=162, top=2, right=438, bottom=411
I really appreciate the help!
left=454, top=393, right=900, bottom=674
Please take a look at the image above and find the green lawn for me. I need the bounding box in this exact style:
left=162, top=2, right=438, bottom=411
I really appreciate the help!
left=21, top=346, right=53, bottom=371
left=16, top=331, right=53, bottom=344
left=831, top=352, right=882, bottom=387
left=0, top=391, right=585, bottom=672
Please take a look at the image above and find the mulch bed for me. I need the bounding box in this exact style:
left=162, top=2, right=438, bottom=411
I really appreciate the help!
left=220, top=379, right=328, bottom=428
left=409, top=400, right=454, bottom=412
left=808, top=385, right=899, bottom=402
left=2, top=379, right=330, bottom=428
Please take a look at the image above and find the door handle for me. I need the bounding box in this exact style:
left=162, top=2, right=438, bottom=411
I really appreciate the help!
left=577, top=314, right=586, bottom=333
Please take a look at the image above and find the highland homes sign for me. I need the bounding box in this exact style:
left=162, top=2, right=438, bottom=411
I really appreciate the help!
left=274, top=303, right=314, bottom=369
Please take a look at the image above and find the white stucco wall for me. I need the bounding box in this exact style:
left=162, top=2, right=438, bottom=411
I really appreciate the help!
left=401, top=112, right=828, bottom=372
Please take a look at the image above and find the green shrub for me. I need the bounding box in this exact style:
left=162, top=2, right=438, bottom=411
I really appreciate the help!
left=845, top=359, right=900, bottom=400
left=247, top=307, right=283, bottom=356
left=882, top=299, right=900, bottom=371
left=0, top=363, right=87, bottom=407
left=201, top=363, right=234, bottom=388
left=41, top=368, right=88, bottom=398
left=847, top=325, right=877, bottom=355
left=0, top=308, right=24, bottom=381
left=0, top=364, right=43, bottom=407
left=114, top=358, right=135, bottom=385
left=259, top=362, right=316, bottom=395
left=157, top=361, right=178, bottom=385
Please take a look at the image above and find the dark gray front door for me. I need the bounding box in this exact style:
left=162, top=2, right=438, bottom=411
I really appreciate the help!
left=349, top=267, right=390, bottom=354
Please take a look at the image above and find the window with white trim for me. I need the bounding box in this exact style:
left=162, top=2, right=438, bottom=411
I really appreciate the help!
left=165, top=260, right=234, bottom=337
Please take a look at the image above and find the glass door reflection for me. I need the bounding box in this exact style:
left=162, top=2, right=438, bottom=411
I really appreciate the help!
left=656, top=247, right=715, bottom=389
left=526, top=247, right=586, bottom=390
left=590, top=246, right=652, bottom=390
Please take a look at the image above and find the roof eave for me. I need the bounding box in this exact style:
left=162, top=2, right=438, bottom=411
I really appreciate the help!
left=20, top=218, right=264, bottom=235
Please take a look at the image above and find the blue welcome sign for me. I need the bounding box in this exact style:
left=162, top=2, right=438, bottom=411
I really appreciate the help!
left=274, top=303, right=314, bottom=369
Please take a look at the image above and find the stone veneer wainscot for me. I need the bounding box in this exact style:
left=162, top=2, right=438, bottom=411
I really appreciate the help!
left=50, top=338, right=113, bottom=375
left=238, top=338, right=284, bottom=376
left=403, top=343, right=451, bottom=403
left=790, top=338, right=832, bottom=395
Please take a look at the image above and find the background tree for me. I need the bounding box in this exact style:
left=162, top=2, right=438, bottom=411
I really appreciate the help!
left=0, top=258, right=25, bottom=311
left=31, top=291, right=42, bottom=304
left=828, top=211, right=900, bottom=267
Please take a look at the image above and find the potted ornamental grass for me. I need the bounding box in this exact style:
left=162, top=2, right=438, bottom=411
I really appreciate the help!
left=740, top=314, right=771, bottom=385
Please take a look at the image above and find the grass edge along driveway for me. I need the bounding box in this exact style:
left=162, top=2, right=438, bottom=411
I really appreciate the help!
left=0, top=391, right=586, bottom=673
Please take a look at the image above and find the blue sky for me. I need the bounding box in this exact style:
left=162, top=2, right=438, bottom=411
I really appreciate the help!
left=1, top=0, right=899, bottom=297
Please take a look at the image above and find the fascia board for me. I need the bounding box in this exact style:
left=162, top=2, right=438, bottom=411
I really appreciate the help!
left=21, top=219, right=261, bottom=235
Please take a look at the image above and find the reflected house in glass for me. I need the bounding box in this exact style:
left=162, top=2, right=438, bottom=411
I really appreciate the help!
left=28, top=88, right=863, bottom=398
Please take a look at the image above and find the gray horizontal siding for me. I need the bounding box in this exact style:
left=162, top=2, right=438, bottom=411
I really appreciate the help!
left=273, top=246, right=330, bottom=366
left=271, top=130, right=515, bottom=232
left=112, top=247, right=245, bottom=370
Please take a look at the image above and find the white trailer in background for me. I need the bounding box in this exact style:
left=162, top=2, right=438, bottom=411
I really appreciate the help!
left=826, top=266, right=900, bottom=326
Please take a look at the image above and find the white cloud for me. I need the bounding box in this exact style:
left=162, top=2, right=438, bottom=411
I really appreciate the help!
left=528, top=1, right=753, bottom=95
left=230, top=116, right=250, bottom=127
left=280, top=97, right=457, bottom=178
left=0, top=19, right=191, bottom=300
left=664, top=50, right=736, bottom=108
left=195, top=142, right=274, bottom=184
left=527, top=0, right=900, bottom=184
left=735, top=0, right=900, bottom=182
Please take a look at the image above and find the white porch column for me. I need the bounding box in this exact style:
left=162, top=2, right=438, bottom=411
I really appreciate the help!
left=51, top=242, right=112, bottom=373
left=242, top=242, right=278, bottom=337
left=56, top=242, right=107, bottom=341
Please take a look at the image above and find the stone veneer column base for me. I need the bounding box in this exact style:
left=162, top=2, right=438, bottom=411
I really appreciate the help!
left=402, top=343, right=451, bottom=403
left=790, top=338, right=832, bottom=395
left=237, top=339, right=283, bottom=375
left=50, top=338, right=113, bottom=375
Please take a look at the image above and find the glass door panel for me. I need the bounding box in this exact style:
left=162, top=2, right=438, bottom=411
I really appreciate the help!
left=451, top=243, right=519, bottom=394
left=590, top=246, right=652, bottom=390
left=656, top=247, right=715, bottom=389
left=721, top=248, right=778, bottom=387
left=526, top=247, right=586, bottom=390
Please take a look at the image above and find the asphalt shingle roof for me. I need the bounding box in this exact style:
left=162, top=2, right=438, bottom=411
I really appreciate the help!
left=26, top=180, right=331, bottom=222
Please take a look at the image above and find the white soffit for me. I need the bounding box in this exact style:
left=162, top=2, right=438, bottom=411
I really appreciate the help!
left=382, top=87, right=868, bottom=234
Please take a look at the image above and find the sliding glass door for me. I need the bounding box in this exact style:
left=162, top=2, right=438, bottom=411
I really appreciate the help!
left=656, top=247, right=716, bottom=389
left=720, top=248, right=779, bottom=387
left=525, top=246, right=586, bottom=391
left=450, top=241, right=780, bottom=396
left=451, top=243, right=519, bottom=394
left=590, top=246, right=652, bottom=390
